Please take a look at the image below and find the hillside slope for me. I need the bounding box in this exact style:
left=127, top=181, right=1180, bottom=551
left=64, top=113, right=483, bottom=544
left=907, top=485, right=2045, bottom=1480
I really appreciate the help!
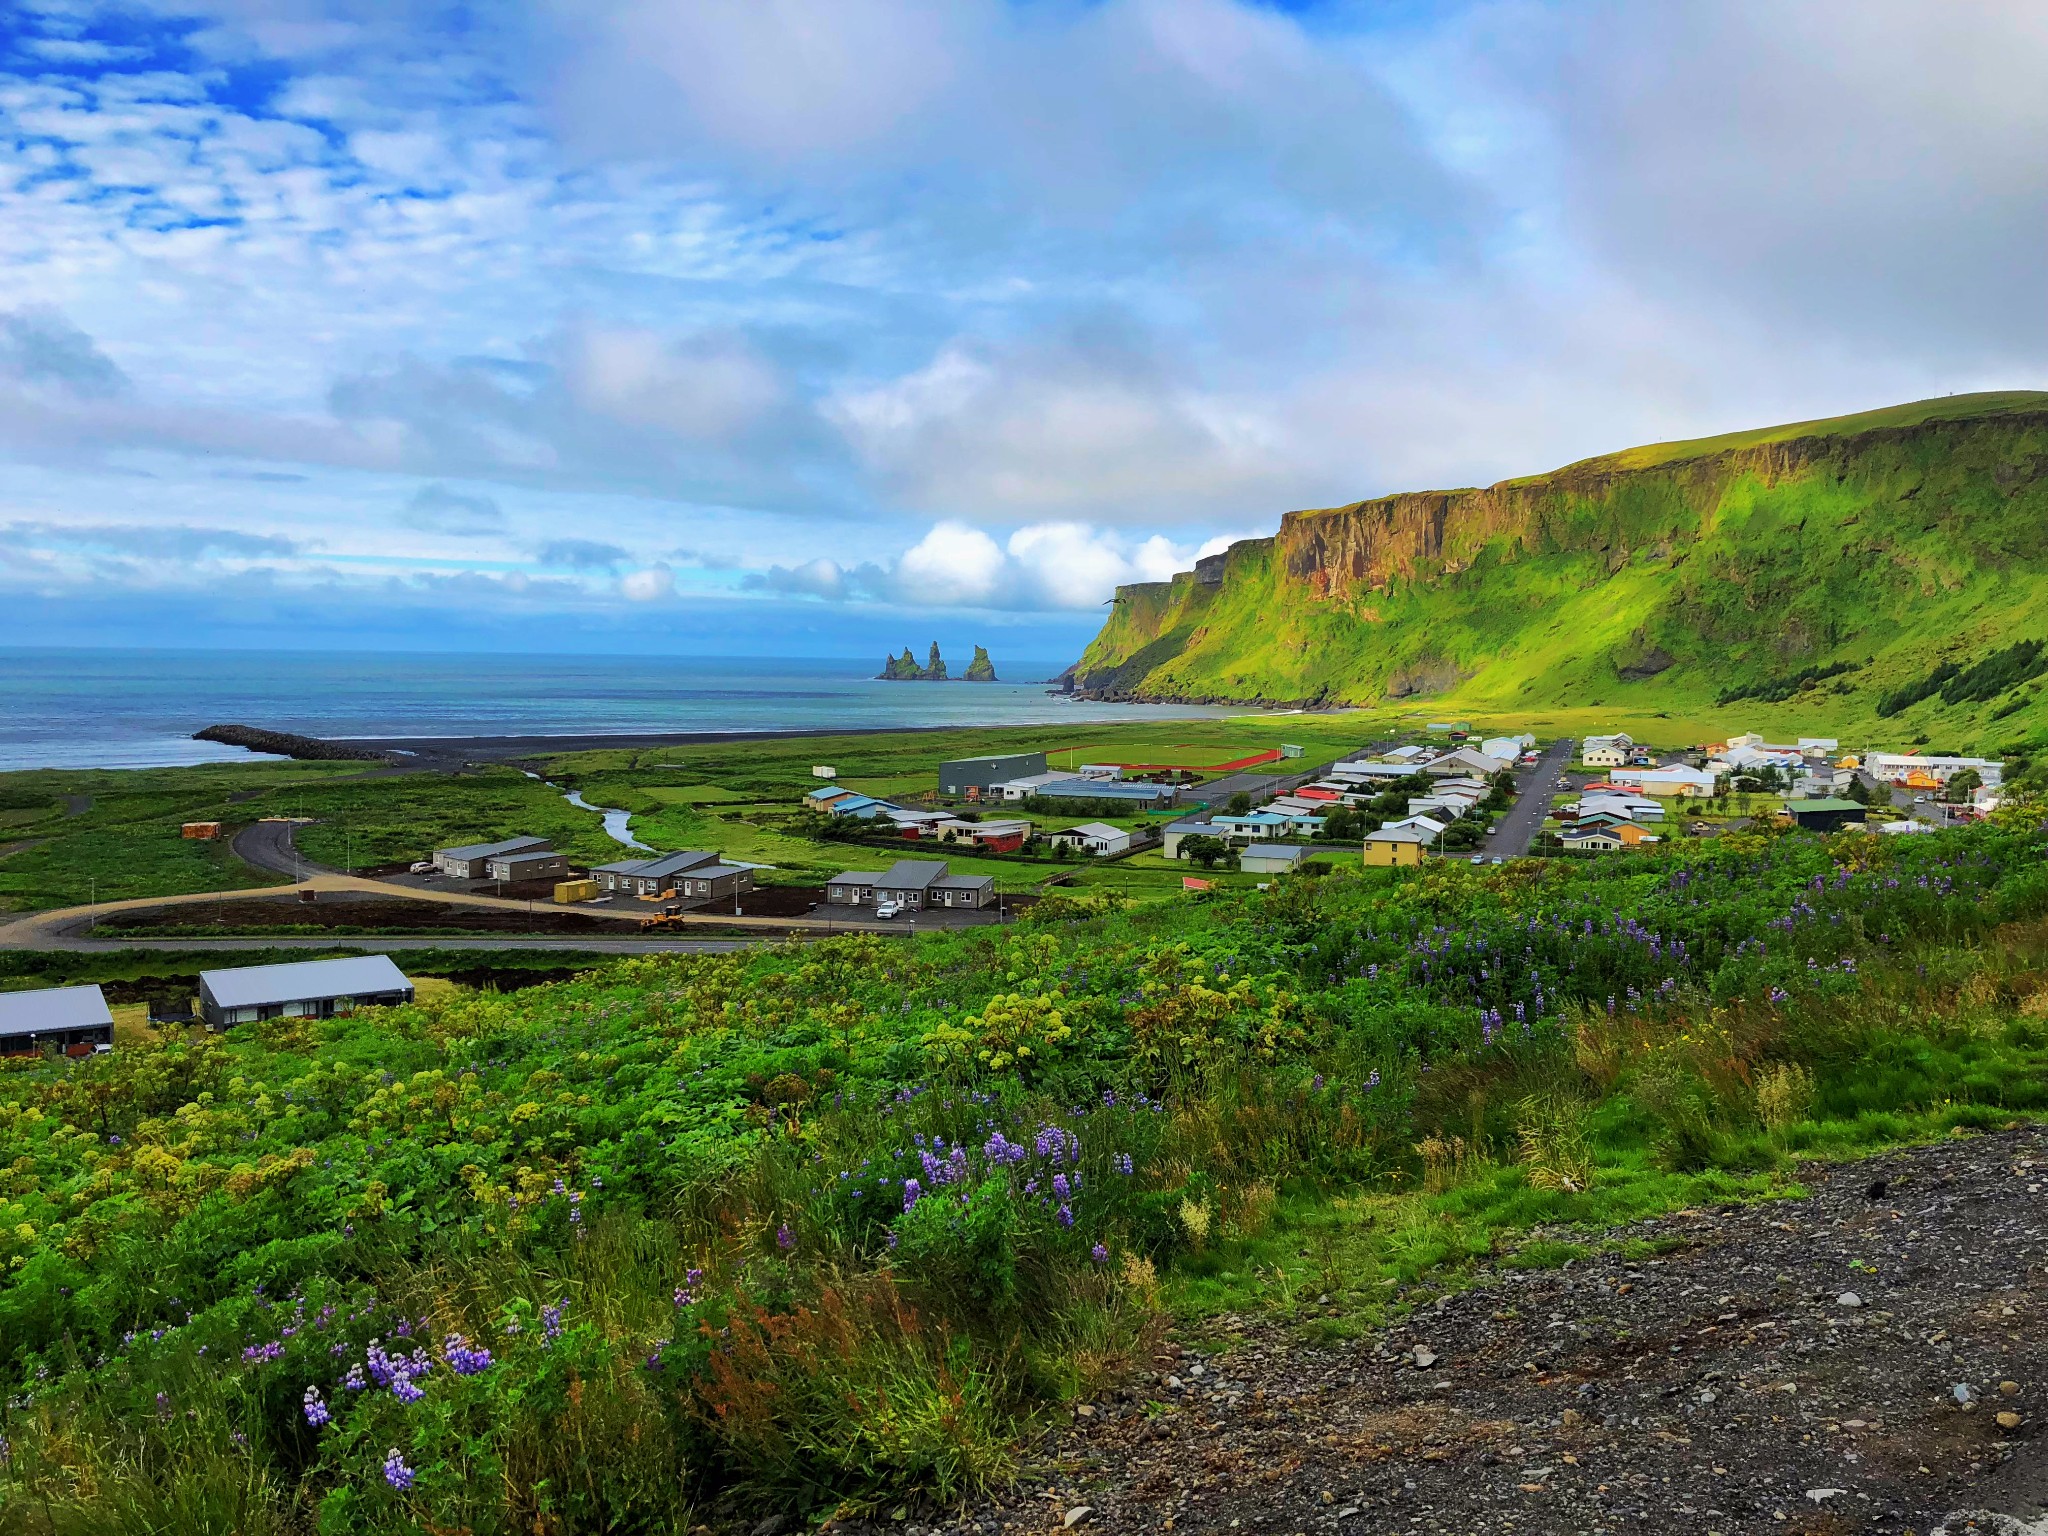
left=1068, top=392, right=2048, bottom=743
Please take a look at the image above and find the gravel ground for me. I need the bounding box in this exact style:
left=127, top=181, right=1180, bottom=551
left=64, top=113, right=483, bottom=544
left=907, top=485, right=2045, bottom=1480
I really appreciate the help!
left=854, top=1127, right=2048, bottom=1536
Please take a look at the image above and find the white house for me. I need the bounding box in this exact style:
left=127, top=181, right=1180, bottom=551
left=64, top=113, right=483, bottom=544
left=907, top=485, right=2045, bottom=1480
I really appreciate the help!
left=1866, top=753, right=2003, bottom=787
left=1480, top=734, right=1534, bottom=762
left=1581, top=734, right=1634, bottom=768
left=1050, top=821, right=1132, bottom=856
left=1384, top=814, right=1449, bottom=841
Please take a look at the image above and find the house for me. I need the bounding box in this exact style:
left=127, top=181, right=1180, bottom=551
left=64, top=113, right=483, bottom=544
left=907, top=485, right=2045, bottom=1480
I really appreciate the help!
left=926, top=817, right=1030, bottom=852
left=1294, top=785, right=1341, bottom=802
left=1866, top=753, right=2003, bottom=787
left=1030, top=779, right=1180, bottom=807
left=485, top=849, right=571, bottom=882
left=1384, top=814, right=1448, bottom=840
left=1161, top=820, right=1218, bottom=859
left=434, top=836, right=553, bottom=880
left=0, top=984, right=115, bottom=1056
left=1611, top=765, right=1722, bottom=798
left=594, top=850, right=723, bottom=898
left=1878, top=818, right=1935, bottom=836
left=1240, top=843, right=1312, bottom=875
left=1480, top=734, right=1534, bottom=763
left=1074, top=764, right=1123, bottom=780
left=1361, top=827, right=1429, bottom=867
left=1561, top=827, right=1626, bottom=852
left=821, top=794, right=899, bottom=820
left=811, top=765, right=838, bottom=779
left=199, top=956, right=413, bottom=1031
left=1784, top=798, right=1867, bottom=833
left=939, top=752, right=1048, bottom=796
left=1611, top=821, right=1659, bottom=847
left=1050, top=822, right=1132, bottom=856
left=824, top=859, right=996, bottom=910
left=1425, top=748, right=1512, bottom=777
left=804, top=785, right=856, bottom=812
left=1581, top=733, right=1634, bottom=768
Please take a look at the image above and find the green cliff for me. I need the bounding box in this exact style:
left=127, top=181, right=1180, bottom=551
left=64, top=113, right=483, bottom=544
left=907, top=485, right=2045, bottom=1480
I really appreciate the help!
left=963, top=645, right=998, bottom=682
left=1069, top=392, right=2048, bottom=743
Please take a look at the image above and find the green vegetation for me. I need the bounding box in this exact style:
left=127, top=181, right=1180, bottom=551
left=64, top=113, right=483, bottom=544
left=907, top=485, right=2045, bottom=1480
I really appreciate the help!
left=1876, top=638, right=2047, bottom=717
left=1071, top=393, right=2048, bottom=747
left=6, top=808, right=2048, bottom=1531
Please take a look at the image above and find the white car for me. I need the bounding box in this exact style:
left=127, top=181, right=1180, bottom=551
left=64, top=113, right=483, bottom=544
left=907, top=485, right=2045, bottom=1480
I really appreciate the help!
left=409, top=861, right=434, bottom=875
left=874, top=900, right=903, bottom=920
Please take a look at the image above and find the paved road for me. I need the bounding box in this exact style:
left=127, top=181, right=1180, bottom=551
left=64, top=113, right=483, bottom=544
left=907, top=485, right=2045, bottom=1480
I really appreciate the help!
left=35, top=934, right=766, bottom=955
left=230, top=819, right=333, bottom=879
left=1485, top=737, right=1575, bottom=857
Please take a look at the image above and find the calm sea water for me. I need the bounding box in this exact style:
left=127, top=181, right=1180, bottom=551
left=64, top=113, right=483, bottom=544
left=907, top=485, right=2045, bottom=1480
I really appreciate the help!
left=0, top=649, right=1237, bottom=771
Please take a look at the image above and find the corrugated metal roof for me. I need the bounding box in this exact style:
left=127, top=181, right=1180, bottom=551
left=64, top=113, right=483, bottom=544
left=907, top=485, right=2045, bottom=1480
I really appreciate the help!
left=438, top=836, right=551, bottom=862
left=0, top=984, right=113, bottom=1036
left=201, top=956, right=412, bottom=1010
left=595, top=851, right=718, bottom=879
left=934, top=874, right=995, bottom=890
left=1241, top=843, right=1309, bottom=860
left=879, top=860, right=949, bottom=888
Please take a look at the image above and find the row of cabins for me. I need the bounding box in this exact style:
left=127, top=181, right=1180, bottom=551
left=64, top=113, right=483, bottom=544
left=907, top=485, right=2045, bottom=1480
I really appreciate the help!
left=2, top=955, right=416, bottom=1055
left=936, top=753, right=1182, bottom=807
left=434, top=836, right=759, bottom=905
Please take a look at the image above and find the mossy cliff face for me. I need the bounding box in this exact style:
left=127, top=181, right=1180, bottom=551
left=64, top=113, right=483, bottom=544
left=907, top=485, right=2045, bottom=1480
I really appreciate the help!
left=1069, top=392, right=2048, bottom=741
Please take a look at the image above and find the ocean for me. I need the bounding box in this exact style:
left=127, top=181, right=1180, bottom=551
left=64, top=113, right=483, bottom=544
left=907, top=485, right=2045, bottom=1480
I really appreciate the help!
left=0, top=649, right=1239, bottom=771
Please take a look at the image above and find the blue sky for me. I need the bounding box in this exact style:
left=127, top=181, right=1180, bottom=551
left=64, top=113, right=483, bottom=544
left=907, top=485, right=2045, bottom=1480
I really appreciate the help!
left=1, top=1, right=2043, bottom=658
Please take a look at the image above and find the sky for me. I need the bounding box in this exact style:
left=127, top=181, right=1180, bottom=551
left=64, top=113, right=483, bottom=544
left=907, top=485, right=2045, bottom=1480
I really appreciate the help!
left=1, top=0, right=2044, bottom=660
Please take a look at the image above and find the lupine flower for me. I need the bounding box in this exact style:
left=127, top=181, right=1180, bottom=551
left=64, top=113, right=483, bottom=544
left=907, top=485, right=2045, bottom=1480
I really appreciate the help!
left=776, top=1223, right=794, bottom=1250
left=1057, top=1204, right=1075, bottom=1228
left=1091, top=1244, right=1109, bottom=1263
left=902, top=1179, right=922, bottom=1212
left=303, top=1386, right=330, bottom=1427
left=382, top=1448, right=415, bottom=1490
left=542, top=1303, right=564, bottom=1341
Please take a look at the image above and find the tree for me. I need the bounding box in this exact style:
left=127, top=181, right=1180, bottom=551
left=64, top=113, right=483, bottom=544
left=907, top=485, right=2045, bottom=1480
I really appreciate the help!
left=1180, top=834, right=1228, bottom=869
left=1945, top=768, right=1983, bottom=803
left=1226, top=791, right=1253, bottom=815
left=1318, top=805, right=1362, bottom=841
left=1491, top=768, right=1518, bottom=796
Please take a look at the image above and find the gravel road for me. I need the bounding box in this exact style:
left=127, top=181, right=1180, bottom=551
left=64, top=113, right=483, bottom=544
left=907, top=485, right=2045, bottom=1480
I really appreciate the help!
left=879, top=1128, right=2048, bottom=1536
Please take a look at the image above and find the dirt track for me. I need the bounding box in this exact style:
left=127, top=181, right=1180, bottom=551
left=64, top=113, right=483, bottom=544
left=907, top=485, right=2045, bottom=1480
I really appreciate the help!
left=891, top=1129, right=2048, bottom=1536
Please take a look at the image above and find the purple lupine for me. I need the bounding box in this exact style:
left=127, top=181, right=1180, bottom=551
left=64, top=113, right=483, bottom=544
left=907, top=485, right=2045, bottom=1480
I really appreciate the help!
left=382, top=1448, right=415, bottom=1490
left=902, top=1178, right=922, bottom=1212
left=776, top=1223, right=795, bottom=1250
left=303, top=1386, right=330, bottom=1427
left=542, top=1303, right=564, bottom=1341
left=1057, top=1204, right=1075, bottom=1228
left=1091, top=1244, right=1109, bottom=1263
left=1051, top=1173, right=1070, bottom=1200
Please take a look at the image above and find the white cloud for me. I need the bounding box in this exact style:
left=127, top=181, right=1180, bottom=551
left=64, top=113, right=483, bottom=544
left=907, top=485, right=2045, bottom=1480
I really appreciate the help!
left=892, top=521, right=1006, bottom=606
left=620, top=564, right=674, bottom=601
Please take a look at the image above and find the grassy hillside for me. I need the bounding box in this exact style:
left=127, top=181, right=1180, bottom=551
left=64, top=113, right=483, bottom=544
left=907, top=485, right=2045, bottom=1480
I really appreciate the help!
left=1071, top=393, right=2048, bottom=748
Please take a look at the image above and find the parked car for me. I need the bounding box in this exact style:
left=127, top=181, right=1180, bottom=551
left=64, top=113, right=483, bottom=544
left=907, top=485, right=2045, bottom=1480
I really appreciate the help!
left=1469, top=854, right=1484, bottom=865
left=409, top=861, right=434, bottom=874
left=875, top=900, right=903, bottom=919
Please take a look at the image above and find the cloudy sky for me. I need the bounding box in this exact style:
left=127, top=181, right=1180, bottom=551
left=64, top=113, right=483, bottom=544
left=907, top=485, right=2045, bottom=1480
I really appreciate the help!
left=1, top=1, right=2042, bottom=659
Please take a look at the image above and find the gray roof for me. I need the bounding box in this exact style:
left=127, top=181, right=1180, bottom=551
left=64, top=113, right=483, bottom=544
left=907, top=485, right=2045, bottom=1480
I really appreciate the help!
left=439, top=835, right=551, bottom=862
left=595, top=850, right=719, bottom=879
left=934, top=873, right=996, bottom=891
left=1165, top=819, right=1214, bottom=833
left=201, top=955, right=412, bottom=1010
left=0, top=984, right=113, bottom=1037
left=1241, top=843, right=1310, bottom=862
left=1367, top=827, right=1430, bottom=845
left=1037, top=779, right=1173, bottom=799
left=828, top=871, right=888, bottom=884
left=878, top=859, right=949, bottom=890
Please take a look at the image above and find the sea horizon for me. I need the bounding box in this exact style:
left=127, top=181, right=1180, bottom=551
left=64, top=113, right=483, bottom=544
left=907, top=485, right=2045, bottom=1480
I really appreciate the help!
left=0, top=647, right=1240, bottom=773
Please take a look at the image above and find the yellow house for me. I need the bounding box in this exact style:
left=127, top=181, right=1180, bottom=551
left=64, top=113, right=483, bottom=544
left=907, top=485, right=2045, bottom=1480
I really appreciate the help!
left=1362, top=828, right=1428, bottom=867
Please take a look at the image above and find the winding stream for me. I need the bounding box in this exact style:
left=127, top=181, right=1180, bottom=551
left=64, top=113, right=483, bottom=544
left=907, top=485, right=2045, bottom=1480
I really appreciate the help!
left=520, top=771, right=651, bottom=851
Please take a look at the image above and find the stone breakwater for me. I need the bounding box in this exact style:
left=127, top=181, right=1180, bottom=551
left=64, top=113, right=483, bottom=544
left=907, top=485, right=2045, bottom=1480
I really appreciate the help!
left=192, top=724, right=390, bottom=762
